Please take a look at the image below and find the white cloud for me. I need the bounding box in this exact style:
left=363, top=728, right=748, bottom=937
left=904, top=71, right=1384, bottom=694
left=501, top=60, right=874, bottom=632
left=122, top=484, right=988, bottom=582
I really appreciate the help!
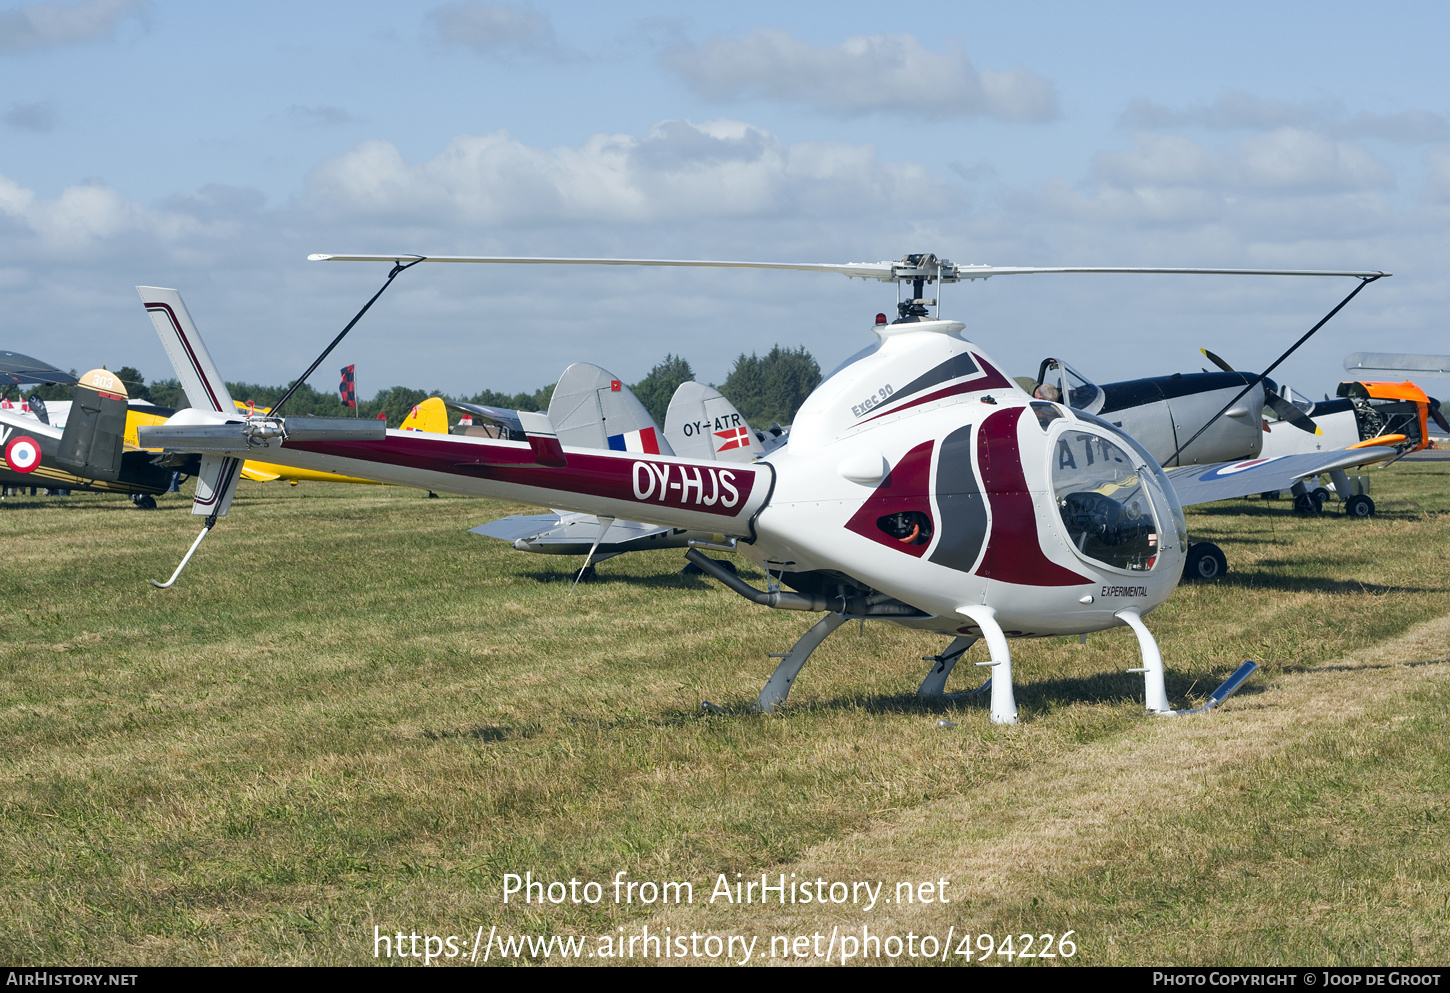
left=1092, top=130, right=1393, bottom=198
left=0, top=171, right=267, bottom=258
left=1121, top=91, right=1449, bottom=144
left=1427, top=152, right=1450, bottom=204
left=425, top=2, right=561, bottom=58
left=661, top=30, right=1056, bottom=122
left=304, top=119, right=950, bottom=226
left=0, top=0, right=145, bottom=54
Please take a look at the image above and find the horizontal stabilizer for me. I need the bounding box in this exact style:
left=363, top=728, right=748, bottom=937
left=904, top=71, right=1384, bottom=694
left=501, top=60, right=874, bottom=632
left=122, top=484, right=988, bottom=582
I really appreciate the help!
left=138, top=416, right=386, bottom=451
left=448, top=401, right=527, bottom=435
left=276, top=417, right=387, bottom=441
left=1344, top=352, right=1450, bottom=376
left=137, top=423, right=248, bottom=450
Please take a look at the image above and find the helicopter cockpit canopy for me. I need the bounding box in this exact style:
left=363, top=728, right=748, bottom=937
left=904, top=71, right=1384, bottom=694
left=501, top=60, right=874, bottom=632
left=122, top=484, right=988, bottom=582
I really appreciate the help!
left=1035, top=358, right=1105, bottom=416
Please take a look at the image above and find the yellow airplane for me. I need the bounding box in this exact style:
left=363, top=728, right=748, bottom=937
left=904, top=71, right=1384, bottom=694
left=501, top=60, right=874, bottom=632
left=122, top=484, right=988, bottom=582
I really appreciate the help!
left=124, top=397, right=453, bottom=486
left=232, top=397, right=451, bottom=484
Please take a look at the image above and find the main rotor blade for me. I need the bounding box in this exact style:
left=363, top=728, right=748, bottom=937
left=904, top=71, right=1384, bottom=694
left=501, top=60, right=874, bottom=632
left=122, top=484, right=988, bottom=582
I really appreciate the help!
left=311, top=254, right=905, bottom=281
left=310, top=254, right=1390, bottom=284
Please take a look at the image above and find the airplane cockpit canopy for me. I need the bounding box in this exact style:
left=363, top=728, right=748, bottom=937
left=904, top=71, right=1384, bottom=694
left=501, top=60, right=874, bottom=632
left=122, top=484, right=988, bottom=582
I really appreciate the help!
left=1035, top=358, right=1105, bottom=415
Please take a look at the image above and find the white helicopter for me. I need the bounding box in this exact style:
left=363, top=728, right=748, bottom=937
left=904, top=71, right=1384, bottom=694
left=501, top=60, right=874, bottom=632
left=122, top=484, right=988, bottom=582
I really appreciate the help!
left=136, top=254, right=1394, bottom=724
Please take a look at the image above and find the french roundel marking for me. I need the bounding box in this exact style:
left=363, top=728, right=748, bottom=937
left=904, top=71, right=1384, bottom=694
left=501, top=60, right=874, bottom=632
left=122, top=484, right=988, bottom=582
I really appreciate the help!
left=5, top=435, right=41, bottom=473
left=1196, top=456, right=1286, bottom=480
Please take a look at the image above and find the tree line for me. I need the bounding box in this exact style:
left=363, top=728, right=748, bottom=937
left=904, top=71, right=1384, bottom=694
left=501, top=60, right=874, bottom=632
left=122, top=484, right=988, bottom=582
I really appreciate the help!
left=14, top=347, right=823, bottom=429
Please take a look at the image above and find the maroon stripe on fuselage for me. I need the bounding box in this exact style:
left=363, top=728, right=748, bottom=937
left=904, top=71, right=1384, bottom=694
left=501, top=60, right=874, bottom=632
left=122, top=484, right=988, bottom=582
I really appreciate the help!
left=284, top=434, right=759, bottom=517
left=860, top=352, right=1018, bottom=425
left=145, top=302, right=224, bottom=412
left=973, top=406, right=1090, bottom=587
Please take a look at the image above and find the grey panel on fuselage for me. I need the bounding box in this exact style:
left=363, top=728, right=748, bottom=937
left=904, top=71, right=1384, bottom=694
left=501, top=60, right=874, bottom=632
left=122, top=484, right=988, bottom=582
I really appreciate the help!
left=1165, top=384, right=1262, bottom=465
left=928, top=425, right=988, bottom=574
left=1097, top=372, right=1264, bottom=467
left=1109, top=400, right=1178, bottom=468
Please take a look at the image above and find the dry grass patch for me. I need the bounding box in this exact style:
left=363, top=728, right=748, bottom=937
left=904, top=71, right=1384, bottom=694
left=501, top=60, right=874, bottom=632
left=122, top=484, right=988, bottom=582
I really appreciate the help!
left=1, top=465, right=1448, bottom=964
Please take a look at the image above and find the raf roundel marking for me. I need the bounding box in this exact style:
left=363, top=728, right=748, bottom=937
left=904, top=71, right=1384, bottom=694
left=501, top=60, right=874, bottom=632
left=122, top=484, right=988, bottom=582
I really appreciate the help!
left=5, top=435, right=41, bottom=473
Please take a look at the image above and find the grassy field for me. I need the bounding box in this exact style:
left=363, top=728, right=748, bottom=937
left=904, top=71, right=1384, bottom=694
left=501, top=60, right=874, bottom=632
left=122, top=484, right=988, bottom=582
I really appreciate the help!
left=2, top=463, right=1448, bottom=966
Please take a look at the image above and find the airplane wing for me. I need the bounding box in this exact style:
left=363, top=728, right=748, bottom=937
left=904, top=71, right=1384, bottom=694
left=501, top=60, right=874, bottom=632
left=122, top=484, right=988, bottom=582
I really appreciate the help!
left=471, top=513, right=682, bottom=552
left=1166, top=447, right=1397, bottom=507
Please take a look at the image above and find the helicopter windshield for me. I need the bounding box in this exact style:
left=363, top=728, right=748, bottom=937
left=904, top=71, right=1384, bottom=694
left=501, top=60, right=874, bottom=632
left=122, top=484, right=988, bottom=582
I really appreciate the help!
left=1036, top=358, right=1104, bottom=415
left=1051, top=427, right=1159, bottom=571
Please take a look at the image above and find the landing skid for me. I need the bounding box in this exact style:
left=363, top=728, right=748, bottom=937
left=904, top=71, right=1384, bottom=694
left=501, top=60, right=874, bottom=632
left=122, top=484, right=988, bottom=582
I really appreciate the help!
left=741, top=609, right=1253, bottom=721
left=1117, top=607, right=1257, bottom=715
left=916, top=636, right=991, bottom=699
left=755, top=612, right=848, bottom=712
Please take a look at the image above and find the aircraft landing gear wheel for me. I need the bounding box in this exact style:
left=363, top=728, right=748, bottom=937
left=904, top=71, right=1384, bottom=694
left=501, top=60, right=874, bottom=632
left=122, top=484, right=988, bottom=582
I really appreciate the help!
left=576, top=565, right=596, bottom=581
left=1261, top=490, right=1280, bottom=500
left=132, top=494, right=157, bottom=510
left=1293, top=492, right=1325, bottom=515
left=1344, top=494, right=1375, bottom=518
left=1183, top=542, right=1228, bottom=581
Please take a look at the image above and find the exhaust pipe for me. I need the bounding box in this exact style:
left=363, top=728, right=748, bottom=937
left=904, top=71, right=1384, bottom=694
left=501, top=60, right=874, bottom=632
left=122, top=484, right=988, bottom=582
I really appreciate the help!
left=684, top=549, right=921, bottom=616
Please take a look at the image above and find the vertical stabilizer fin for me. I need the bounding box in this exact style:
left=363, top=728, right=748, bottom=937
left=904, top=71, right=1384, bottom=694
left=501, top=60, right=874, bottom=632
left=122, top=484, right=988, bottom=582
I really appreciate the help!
left=399, top=396, right=451, bottom=434
left=136, top=287, right=238, bottom=414
left=664, top=381, right=765, bottom=462
left=55, top=369, right=129, bottom=480
left=547, top=362, right=674, bottom=455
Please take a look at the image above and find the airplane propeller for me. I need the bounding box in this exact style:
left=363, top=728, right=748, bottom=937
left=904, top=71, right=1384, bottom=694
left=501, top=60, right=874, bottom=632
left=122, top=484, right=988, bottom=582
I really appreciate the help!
left=1200, top=348, right=1321, bottom=434
left=1429, top=399, right=1450, bottom=435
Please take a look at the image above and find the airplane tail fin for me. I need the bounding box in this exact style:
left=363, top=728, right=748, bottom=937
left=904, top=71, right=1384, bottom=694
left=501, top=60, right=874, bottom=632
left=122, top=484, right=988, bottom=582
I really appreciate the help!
left=55, top=369, right=130, bottom=480
left=547, top=362, right=674, bottom=456
left=664, top=381, right=766, bottom=462
left=137, top=287, right=238, bottom=414
left=400, top=396, right=451, bottom=434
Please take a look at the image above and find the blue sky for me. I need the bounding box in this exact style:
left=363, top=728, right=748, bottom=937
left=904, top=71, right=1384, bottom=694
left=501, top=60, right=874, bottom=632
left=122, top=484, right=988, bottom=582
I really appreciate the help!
left=2, top=0, right=1447, bottom=401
